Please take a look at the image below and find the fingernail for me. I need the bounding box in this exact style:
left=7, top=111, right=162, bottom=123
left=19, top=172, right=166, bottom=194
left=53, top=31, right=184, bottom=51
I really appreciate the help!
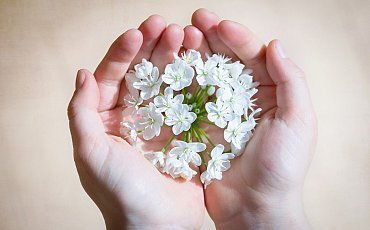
left=276, top=40, right=287, bottom=59
left=76, top=70, right=86, bottom=90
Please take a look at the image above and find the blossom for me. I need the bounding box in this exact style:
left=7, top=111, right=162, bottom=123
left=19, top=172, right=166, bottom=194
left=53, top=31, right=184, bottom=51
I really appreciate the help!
left=132, top=59, right=163, bottom=100
left=124, top=88, right=143, bottom=110
left=136, top=103, right=164, bottom=140
left=221, top=85, right=249, bottom=116
left=164, top=104, right=197, bottom=135
left=153, top=87, right=184, bottom=113
left=200, top=144, right=234, bottom=187
left=243, top=108, right=261, bottom=126
left=200, top=171, right=213, bottom=188
left=195, top=58, right=217, bottom=86
left=178, top=160, right=197, bottom=180
left=162, top=59, right=194, bottom=91
left=224, top=116, right=255, bottom=154
left=134, top=59, right=154, bottom=78
left=169, top=141, right=206, bottom=166
left=207, top=53, right=231, bottom=66
left=210, top=66, right=232, bottom=87
left=120, top=50, right=261, bottom=186
left=164, top=156, right=197, bottom=181
left=205, top=99, right=234, bottom=128
left=179, top=49, right=202, bottom=66
left=231, top=69, right=259, bottom=90
left=224, top=61, right=244, bottom=79
left=144, top=151, right=166, bottom=171
left=120, top=121, right=139, bottom=142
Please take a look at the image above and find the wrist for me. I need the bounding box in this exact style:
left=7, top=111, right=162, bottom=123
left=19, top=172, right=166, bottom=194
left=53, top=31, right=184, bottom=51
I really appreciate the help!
left=215, top=191, right=310, bottom=230
left=102, top=208, right=195, bottom=230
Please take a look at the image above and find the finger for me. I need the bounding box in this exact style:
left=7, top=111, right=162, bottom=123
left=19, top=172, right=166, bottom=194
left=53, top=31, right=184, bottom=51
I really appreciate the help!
left=183, top=25, right=212, bottom=58
left=116, top=24, right=183, bottom=107
left=94, top=29, right=143, bottom=112
left=150, top=23, right=184, bottom=72
left=68, top=70, right=106, bottom=153
left=217, top=20, right=273, bottom=85
left=117, top=15, right=165, bottom=107
left=129, top=15, right=167, bottom=69
left=191, top=8, right=237, bottom=60
left=266, top=40, right=314, bottom=122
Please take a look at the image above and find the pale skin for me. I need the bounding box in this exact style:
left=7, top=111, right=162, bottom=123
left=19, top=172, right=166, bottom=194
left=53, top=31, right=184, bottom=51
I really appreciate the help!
left=68, top=8, right=317, bottom=230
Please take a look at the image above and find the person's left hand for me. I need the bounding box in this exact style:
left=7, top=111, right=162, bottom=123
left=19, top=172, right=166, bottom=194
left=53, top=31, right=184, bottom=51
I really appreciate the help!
left=68, top=15, right=205, bottom=229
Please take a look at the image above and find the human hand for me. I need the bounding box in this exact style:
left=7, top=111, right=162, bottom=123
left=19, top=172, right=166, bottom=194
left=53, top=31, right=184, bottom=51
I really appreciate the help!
left=183, top=9, right=317, bottom=229
left=67, top=16, right=205, bottom=230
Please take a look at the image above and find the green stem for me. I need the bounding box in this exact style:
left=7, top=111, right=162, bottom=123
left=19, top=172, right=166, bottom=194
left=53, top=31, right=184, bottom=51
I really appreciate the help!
left=199, top=119, right=216, bottom=126
left=193, top=127, right=203, bottom=143
left=193, top=84, right=200, bottom=99
left=198, top=127, right=216, bottom=147
left=196, top=90, right=209, bottom=107
left=182, top=131, right=187, bottom=141
left=192, top=128, right=207, bottom=168
left=182, top=88, right=188, bottom=103
left=205, top=150, right=212, bottom=159
left=161, top=135, right=176, bottom=152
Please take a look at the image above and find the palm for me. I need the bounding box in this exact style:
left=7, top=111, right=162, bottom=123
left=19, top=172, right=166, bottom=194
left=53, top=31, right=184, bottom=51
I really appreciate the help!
left=181, top=9, right=317, bottom=225
left=203, top=104, right=312, bottom=223
left=69, top=16, right=204, bottom=228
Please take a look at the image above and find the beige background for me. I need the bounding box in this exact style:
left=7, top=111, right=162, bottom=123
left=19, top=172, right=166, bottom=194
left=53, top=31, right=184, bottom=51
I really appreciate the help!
left=1, top=0, right=369, bottom=229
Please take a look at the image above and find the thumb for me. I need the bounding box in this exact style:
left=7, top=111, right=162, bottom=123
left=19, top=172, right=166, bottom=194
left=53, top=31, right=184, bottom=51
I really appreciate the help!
left=266, top=39, right=315, bottom=123
left=68, top=69, right=105, bottom=151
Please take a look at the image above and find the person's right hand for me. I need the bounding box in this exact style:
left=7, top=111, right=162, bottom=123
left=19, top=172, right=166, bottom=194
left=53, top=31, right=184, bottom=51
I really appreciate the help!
left=67, top=15, right=205, bottom=229
left=183, top=9, right=317, bottom=229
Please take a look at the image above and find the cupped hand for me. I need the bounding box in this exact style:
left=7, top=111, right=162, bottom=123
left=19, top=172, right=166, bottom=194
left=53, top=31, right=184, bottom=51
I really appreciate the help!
left=68, top=15, right=204, bottom=229
left=184, top=9, right=317, bottom=229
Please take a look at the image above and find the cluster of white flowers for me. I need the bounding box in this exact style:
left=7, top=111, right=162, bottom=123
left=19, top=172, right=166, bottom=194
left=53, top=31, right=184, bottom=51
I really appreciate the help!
left=120, top=49, right=261, bottom=187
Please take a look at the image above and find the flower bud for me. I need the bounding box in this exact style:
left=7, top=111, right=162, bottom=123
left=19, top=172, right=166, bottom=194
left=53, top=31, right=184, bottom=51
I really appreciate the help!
left=207, top=86, right=215, bottom=95
left=186, top=92, right=192, bottom=99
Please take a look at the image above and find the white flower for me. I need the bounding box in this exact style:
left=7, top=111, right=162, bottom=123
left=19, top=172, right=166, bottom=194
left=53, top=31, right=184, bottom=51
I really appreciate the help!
left=169, top=141, right=206, bottom=166
left=200, top=144, right=234, bottom=187
left=134, top=59, right=154, bottom=79
left=195, top=58, right=217, bottom=86
left=207, top=53, right=231, bottom=66
left=244, top=107, right=262, bottom=120
left=153, top=87, right=184, bottom=113
left=205, top=99, right=234, bottom=128
left=164, top=156, right=197, bottom=181
left=200, top=171, right=213, bottom=188
left=179, top=160, right=198, bottom=181
left=165, top=104, right=197, bottom=135
left=231, top=69, right=259, bottom=90
left=120, top=121, right=139, bottom=142
left=133, top=59, right=162, bottom=100
left=179, top=49, right=202, bottom=66
left=123, top=71, right=143, bottom=110
left=136, top=103, right=164, bottom=140
left=144, top=151, right=166, bottom=171
left=211, top=66, right=232, bottom=88
left=224, top=116, right=255, bottom=154
left=224, top=61, right=244, bottom=79
left=124, top=88, right=143, bottom=110
left=162, top=59, right=194, bottom=91
left=221, top=86, right=249, bottom=116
